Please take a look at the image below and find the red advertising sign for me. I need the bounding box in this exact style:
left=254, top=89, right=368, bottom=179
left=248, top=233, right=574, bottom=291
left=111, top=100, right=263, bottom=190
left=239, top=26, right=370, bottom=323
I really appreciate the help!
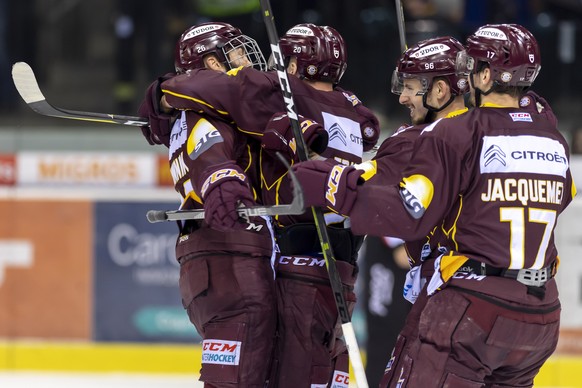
left=0, top=154, right=16, bottom=185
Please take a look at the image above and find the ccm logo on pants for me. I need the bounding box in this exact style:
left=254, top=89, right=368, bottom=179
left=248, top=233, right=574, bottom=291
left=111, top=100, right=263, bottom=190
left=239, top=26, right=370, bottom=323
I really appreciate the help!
left=202, top=339, right=242, bottom=366
left=331, top=370, right=350, bottom=388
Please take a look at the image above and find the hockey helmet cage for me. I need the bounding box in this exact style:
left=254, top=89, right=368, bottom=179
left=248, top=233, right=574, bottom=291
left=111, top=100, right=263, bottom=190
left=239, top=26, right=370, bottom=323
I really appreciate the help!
left=175, top=22, right=266, bottom=74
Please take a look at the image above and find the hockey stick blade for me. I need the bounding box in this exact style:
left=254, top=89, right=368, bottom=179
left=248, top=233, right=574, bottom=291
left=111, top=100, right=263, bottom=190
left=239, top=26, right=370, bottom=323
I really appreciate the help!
left=147, top=153, right=304, bottom=223
left=12, top=62, right=148, bottom=126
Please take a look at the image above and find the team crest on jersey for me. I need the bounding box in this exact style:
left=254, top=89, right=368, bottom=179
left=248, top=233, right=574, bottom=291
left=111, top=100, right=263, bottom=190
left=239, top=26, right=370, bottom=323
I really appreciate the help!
left=519, top=95, right=532, bottom=107
left=187, top=118, right=223, bottom=160
left=363, top=126, right=376, bottom=139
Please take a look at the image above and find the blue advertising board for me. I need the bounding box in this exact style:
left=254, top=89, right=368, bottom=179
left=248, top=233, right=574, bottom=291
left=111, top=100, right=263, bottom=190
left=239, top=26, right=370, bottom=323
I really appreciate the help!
left=94, top=201, right=201, bottom=343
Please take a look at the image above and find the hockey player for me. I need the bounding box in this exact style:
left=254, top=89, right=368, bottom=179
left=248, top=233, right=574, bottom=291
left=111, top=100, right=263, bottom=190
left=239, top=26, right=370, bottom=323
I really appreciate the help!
left=292, top=23, right=575, bottom=387
left=138, top=22, right=278, bottom=387
left=362, top=35, right=468, bottom=193
left=356, top=36, right=468, bottom=385
left=159, top=23, right=380, bottom=387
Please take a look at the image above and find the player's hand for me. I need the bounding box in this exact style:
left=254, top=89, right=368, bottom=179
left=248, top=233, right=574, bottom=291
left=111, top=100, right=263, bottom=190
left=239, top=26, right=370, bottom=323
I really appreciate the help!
left=261, top=113, right=328, bottom=160
left=200, top=163, right=255, bottom=231
left=138, top=73, right=176, bottom=147
left=291, top=160, right=363, bottom=216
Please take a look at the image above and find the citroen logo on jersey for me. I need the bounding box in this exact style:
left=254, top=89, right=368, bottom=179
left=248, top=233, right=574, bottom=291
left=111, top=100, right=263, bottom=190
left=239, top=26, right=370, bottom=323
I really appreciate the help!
left=328, top=123, right=347, bottom=146
left=484, top=144, right=507, bottom=167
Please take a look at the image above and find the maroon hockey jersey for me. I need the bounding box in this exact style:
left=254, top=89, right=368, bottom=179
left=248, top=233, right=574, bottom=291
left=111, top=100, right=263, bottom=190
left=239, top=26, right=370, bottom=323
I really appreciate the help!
left=168, top=110, right=273, bottom=259
left=361, top=108, right=468, bottom=264
left=162, top=67, right=380, bottom=226
left=350, top=105, right=575, bottom=301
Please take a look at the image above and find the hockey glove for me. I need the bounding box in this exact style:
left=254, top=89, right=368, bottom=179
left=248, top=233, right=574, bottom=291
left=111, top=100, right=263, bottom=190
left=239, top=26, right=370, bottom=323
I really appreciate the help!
left=520, top=90, right=558, bottom=128
left=292, top=160, right=364, bottom=216
left=138, top=73, right=176, bottom=147
left=200, top=162, right=255, bottom=232
left=261, top=113, right=329, bottom=159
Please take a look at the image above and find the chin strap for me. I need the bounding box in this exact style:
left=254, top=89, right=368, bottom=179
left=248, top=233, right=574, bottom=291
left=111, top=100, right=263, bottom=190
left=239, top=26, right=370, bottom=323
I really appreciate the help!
left=469, top=72, right=498, bottom=107
left=422, top=93, right=455, bottom=114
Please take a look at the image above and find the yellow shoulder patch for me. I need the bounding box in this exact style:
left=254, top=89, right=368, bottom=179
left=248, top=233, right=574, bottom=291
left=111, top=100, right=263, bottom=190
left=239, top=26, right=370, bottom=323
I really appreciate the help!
left=187, top=118, right=218, bottom=156
left=401, top=174, right=434, bottom=209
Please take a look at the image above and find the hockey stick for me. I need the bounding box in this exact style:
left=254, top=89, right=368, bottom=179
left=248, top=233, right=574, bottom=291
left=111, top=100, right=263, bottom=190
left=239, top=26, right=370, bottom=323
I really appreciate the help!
left=259, top=2, right=368, bottom=387
left=147, top=153, right=304, bottom=223
left=395, top=0, right=408, bottom=52
left=12, top=62, right=148, bottom=126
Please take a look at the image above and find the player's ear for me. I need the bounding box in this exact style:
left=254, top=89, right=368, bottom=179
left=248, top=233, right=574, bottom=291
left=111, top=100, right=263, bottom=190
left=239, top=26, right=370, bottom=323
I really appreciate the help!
left=204, top=55, right=226, bottom=72
left=438, top=79, right=452, bottom=99
left=480, top=67, right=491, bottom=85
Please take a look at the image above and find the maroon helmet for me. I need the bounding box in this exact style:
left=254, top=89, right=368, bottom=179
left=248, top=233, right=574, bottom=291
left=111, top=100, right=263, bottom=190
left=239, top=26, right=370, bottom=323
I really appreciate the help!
left=391, top=36, right=467, bottom=97
left=175, top=22, right=266, bottom=74
left=278, top=23, right=348, bottom=84
left=456, top=24, right=541, bottom=88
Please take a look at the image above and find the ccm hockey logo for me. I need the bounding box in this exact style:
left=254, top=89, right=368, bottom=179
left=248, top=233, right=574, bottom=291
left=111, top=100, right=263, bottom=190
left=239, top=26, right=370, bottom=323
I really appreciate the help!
left=325, top=165, right=347, bottom=206
left=200, top=168, right=246, bottom=197
left=279, top=256, right=326, bottom=267
left=202, top=339, right=241, bottom=366
left=271, top=45, right=298, bottom=121
left=475, top=27, right=508, bottom=40
left=411, top=43, right=450, bottom=58
left=331, top=370, right=349, bottom=388
left=484, top=144, right=507, bottom=167
left=509, top=112, right=533, bottom=122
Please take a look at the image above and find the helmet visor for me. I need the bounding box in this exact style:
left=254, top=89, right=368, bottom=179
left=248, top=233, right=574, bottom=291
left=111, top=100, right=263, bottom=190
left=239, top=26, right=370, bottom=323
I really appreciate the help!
left=455, top=50, right=474, bottom=77
left=390, top=69, right=430, bottom=96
